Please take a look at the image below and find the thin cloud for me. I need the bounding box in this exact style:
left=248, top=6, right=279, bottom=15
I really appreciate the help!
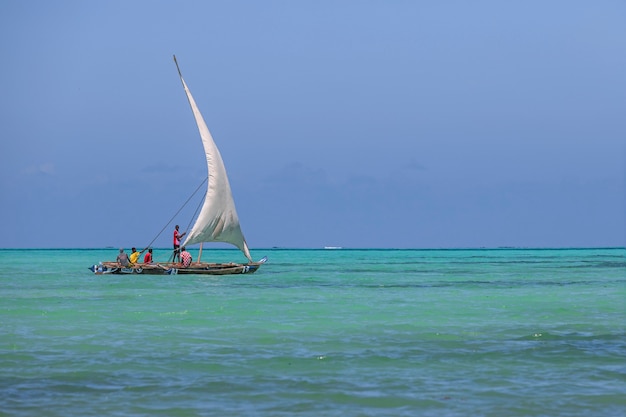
left=405, top=158, right=427, bottom=171
left=264, top=162, right=329, bottom=186
left=21, top=163, right=55, bottom=176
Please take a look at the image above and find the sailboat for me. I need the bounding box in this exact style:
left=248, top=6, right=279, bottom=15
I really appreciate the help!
left=89, top=56, right=267, bottom=275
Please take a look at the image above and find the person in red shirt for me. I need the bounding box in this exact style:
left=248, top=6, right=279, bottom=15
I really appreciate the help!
left=173, top=225, right=186, bottom=262
left=143, top=248, right=153, bottom=264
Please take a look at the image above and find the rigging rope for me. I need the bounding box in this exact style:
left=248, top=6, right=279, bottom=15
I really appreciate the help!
left=185, top=189, right=206, bottom=237
left=143, top=177, right=208, bottom=251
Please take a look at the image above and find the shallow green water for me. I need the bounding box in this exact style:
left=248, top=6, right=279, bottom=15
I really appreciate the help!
left=1, top=248, right=625, bottom=416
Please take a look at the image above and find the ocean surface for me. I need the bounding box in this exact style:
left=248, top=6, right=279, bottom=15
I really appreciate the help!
left=1, top=248, right=625, bottom=417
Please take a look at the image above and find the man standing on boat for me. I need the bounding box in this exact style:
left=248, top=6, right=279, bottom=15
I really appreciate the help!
left=173, top=225, right=186, bottom=262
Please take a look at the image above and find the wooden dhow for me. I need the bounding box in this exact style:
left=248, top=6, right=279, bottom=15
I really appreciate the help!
left=89, top=56, right=266, bottom=275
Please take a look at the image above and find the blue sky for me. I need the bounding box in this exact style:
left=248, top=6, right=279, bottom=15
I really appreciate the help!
left=1, top=0, right=624, bottom=249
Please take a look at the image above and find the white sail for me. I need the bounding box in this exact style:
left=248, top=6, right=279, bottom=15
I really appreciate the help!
left=176, top=62, right=252, bottom=262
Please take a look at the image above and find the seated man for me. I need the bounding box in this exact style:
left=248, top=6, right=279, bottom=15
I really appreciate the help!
left=180, top=246, right=192, bottom=267
left=116, top=248, right=130, bottom=267
left=143, top=248, right=153, bottom=264
left=129, top=247, right=141, bottom=265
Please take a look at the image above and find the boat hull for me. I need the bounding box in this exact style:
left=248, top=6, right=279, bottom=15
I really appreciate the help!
left=89, top=257, right=267, bottom=276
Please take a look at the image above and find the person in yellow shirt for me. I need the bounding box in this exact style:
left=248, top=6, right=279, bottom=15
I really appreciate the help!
left=129, top=247, right=142, bottom=265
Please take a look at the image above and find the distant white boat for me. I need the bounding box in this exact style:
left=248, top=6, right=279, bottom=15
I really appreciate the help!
left=324, top=246, right=343, bottom=250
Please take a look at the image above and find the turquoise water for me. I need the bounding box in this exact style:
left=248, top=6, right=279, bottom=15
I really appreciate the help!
left=1, top=248, right=625, bottom=416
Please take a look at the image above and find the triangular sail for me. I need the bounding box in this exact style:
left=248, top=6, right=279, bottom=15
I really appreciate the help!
left=174, top=57, right=252, bottom=262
